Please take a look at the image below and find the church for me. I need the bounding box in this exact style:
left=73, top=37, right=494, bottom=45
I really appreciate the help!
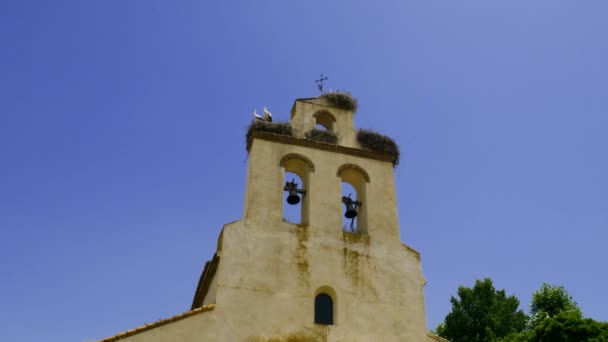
left=100, top=93, right=447, bottom=342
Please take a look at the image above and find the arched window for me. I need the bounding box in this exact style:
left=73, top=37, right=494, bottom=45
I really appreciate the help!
left=280, top=154, right=314, bottom=225
left=314, top=293, right=334, bottom=325
left=338, top=164, right=369, bottom=234
left=283, top=171, right=303, bottom=224
left=341, top=182, right=359, bottom=232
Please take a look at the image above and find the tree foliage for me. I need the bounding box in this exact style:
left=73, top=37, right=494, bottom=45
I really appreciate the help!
left=438, top=280, right=608, bottom=342
left=501, top=311, right=608, bottom=342
left=436, top=278, right=527, bottom=342
left=529, top=283, right=582, bottom=328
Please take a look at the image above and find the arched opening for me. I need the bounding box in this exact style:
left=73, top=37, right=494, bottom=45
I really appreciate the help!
left=341, top=182, right=359, bottom=233
left=313, top=110, right=336, bottom=132
left=314, top=293, right=334, bottom=325
left=283, top=171, right=303, bottom=224
left=338, top=165, right=369, bottom=234
left=280, top=155, right=313, bottom=225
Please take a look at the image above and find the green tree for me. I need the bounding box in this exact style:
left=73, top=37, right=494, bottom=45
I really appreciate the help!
left=529, top=283, right=582, bottom=328
left=436, top=278, right=528, bottom=342
left=502, top=311, right=608, bottom=342
left=499, top=283, right=608, bottom=342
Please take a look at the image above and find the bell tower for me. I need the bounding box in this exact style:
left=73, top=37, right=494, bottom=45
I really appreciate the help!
left=100, top=93, right=438, bottom=342
left=233, top=93, right=429, bottom=340
left=244, top=94, right=402, bottom=245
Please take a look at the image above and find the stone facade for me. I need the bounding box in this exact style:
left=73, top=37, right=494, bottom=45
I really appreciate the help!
left=100, top=96, right=438, bottom=342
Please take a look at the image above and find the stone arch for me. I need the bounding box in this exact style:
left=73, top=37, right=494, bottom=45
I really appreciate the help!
left=336, top=164, right=370, bottom=183
left=279, top=153, right=315, bottom=172
left=313, top=110, right=336, bottom=131
left=280, top=153, right=314, bottom=225
left=338, top=164, right=369, bottom=234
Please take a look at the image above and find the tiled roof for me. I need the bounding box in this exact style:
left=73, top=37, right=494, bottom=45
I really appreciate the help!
left=427, top=331, right=450, bottom=342
left=99, top=304, right=215, bottom=342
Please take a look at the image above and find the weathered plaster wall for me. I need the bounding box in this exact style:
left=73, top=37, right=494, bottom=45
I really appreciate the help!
left=214, top=218, right=428, bottom=341
left=114, top=216, right=427, bottom=341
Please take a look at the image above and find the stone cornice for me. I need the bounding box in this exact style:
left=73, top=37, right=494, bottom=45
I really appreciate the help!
left=247, top=131, right=395, bottom=165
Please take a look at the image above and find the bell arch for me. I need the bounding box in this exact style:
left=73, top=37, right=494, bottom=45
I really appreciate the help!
left=280, top=153, right=314, bottom=225
left=337, top=164, right=369, bottom=233
left=279, top=153, right=315, bottom=172
left=337, top=164, right=370, bottom=183
left=313, top=110, right=336, bottom=131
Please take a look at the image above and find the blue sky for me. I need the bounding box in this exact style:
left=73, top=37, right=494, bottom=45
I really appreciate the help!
left=1, top=1, right=607, bottom=341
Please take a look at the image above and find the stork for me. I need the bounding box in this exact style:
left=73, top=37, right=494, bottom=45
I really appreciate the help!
left=253, top=109, right=263, bottom=121
left=263, top=107, right=272, bottom=122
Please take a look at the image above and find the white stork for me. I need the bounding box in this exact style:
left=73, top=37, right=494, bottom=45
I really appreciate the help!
left=253, top=109, right=263, bottom=121
left=263, top=107, right=272, bottom=122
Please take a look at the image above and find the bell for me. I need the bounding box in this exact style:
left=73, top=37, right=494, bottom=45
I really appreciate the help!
left=287, top=189, right=301, bottom=205
left=344, top=202, right=358, bottom=218
left=342, top=195, right=361, bottom=219
left=284, top=179, right=306, bottom=206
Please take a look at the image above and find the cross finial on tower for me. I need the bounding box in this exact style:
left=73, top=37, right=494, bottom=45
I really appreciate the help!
left=315, top=74, right=328, bottom=94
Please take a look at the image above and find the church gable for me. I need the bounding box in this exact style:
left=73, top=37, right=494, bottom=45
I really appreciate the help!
left=100, top=93, right=433, bottom=342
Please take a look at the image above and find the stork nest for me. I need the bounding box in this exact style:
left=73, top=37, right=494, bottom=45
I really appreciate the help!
left=320, top=91, right=359, bottom=111
left=357, top=129, right=400, bottom=166
left=305, top=129, right=338, bottom=144
left=246, top=121, right=292, bottom=149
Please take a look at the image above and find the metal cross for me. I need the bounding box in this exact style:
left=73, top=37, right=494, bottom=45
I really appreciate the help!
left=315, top=74, right=328, bottom=93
